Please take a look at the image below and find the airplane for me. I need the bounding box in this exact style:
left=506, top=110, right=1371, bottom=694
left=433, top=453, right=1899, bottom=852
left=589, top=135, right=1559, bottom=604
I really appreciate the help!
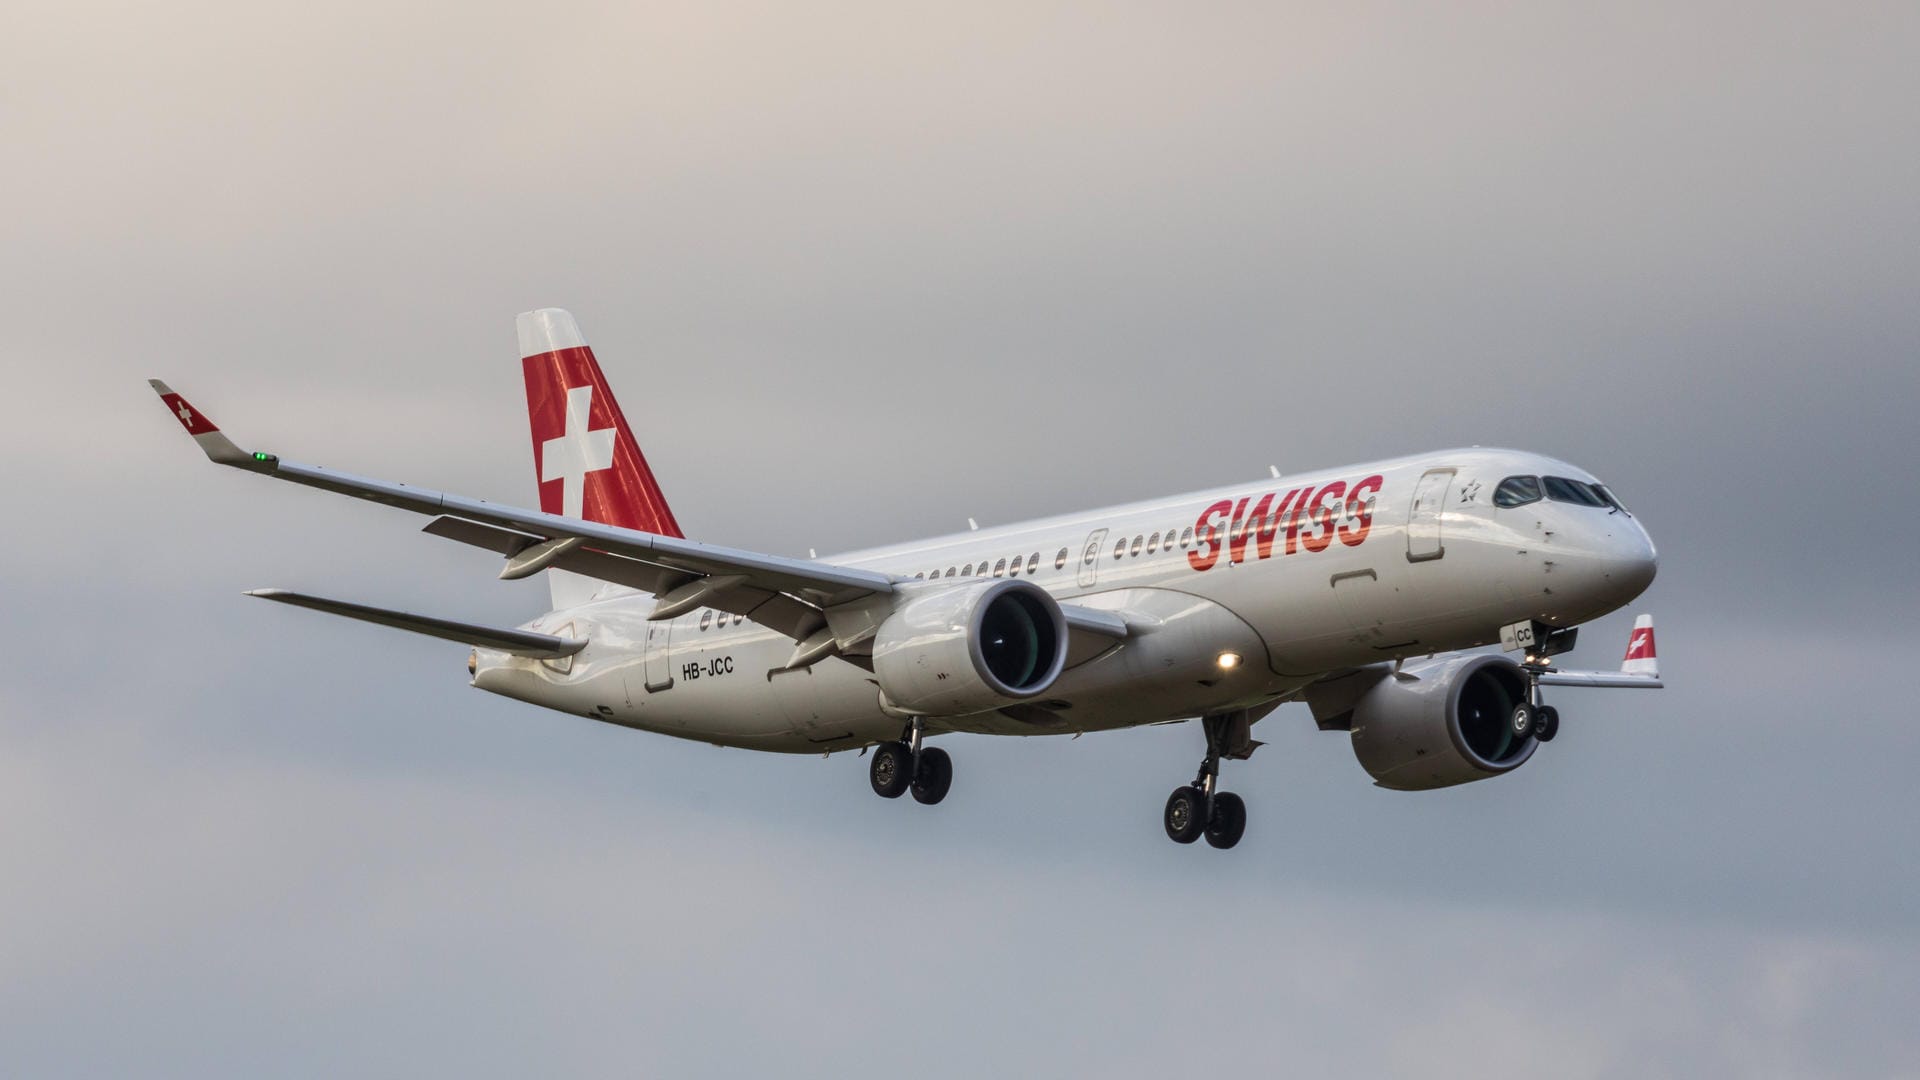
left=152, top=308, right=1661, bottom=850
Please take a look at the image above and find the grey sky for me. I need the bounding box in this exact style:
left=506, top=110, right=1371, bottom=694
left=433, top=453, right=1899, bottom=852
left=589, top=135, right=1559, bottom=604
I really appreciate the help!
left=3, top=2, right=1917, bottom=1076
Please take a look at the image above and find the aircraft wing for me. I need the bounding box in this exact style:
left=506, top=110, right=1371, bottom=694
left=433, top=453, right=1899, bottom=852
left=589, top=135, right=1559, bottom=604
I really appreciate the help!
left=151, top=381, right=893, bottom=641
left=1533, top=670, right=1663, bottom=688
left=1533, top=614, right=1663, bottom=689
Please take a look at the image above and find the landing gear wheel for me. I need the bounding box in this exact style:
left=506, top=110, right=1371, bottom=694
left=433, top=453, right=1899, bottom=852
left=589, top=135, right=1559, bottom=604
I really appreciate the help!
left=1204, top=792, right=1247, bottom=850
left=910, top=746, right=953, bottom=805
left=1164, top=786, right=1206, bottom=844
left=1510, top=702, right=1537, bottom=740
left=869, top=741, right=912, bottom=799
left=1533, top=705, right=1560, bottom=742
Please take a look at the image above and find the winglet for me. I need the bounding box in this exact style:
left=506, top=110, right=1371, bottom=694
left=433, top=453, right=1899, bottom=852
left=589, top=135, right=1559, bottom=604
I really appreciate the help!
left=149, top=380, right=271, bottom=469
left=1622, top=614, right=1658, bottom=678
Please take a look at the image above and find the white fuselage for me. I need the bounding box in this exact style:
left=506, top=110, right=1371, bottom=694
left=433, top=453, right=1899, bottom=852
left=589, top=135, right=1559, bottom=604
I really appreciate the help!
left=471, top=448, right=1657, bottom=752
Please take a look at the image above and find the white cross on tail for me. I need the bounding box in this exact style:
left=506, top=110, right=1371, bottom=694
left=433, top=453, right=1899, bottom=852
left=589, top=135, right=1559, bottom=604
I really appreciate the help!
left=541, top=385, right=616, bottom=519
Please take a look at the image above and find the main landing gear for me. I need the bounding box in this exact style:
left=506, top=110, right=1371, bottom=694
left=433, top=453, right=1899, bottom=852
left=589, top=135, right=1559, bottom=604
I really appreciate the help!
left=1164, top=711, right=1258, bottom=850
left=869, top=718, right=953, bottom=806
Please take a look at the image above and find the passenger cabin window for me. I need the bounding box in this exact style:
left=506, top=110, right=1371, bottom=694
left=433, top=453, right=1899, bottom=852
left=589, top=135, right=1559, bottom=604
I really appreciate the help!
left=1543, top=475, right=1609, bottom=507
left=1055, top=548, right=1069, bottom=570
left=1027, top=553, right=1039, bottom=574
left=1493, top=475, right=1543, bottom=508
left=946, top=567, right=956, bottom=577
left=699, top=610, right=713, bottom=631
left=993, top=558, right=1007, bottom=577
left=1130, top=535, right=1144, bottom=556
left=1007, top=555, right=1021, bottom=576
left=1113, top=539, right=1126, bottom=560
left=962, top=563, right=973, bottom=576
left=1180, top=527, right=1193, bottom=548
left=1147, top=531, right=1160, bottom=552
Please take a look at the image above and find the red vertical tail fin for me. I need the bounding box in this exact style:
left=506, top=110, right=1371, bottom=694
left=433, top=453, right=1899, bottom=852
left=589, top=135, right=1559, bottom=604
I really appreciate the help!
left=517, top=308, right=682, bottom=539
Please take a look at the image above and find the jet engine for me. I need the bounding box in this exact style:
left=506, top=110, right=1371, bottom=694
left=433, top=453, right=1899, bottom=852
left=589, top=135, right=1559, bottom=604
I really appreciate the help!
left=1308, top=654, right=1537, bottom=791
left=870, top=579, right=1069, bottom=717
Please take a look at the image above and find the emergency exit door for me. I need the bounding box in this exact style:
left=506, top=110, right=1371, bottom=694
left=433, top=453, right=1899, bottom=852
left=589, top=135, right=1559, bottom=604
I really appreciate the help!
left=642, top=617, right=675, bottom=691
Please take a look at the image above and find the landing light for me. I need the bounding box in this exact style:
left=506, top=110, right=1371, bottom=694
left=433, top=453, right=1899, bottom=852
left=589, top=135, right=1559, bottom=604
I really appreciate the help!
left=1217, top=652, right=1242, bottom=671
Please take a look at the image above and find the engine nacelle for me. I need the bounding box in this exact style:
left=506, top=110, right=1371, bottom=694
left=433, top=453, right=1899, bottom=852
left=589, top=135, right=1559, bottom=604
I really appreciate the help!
left=1313, top=654, right=1537, bottom=791
left=871, top=579, right=1069, bottom=717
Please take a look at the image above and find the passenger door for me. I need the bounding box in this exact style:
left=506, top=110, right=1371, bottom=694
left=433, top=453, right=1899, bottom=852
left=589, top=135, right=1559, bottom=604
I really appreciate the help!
left=1406, top=468, right=1454, bottom=562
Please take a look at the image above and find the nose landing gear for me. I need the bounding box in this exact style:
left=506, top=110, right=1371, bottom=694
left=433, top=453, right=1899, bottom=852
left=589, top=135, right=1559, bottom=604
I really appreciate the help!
left=1517, top=662, right=1562, bottom=743
left=1533, top=704, right=1560, bottom=742
left=868, top=718, right=953, bottom=806
left=1163, top=711, right=1258, bottom=850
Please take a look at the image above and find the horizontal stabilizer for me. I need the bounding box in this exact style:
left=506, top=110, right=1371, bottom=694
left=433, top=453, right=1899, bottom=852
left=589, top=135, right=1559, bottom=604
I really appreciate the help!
left=245, top=589, right=586, bottom=659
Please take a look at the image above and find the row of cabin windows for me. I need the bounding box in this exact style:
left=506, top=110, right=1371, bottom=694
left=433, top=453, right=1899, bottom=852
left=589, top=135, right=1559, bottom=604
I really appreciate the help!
left=1116, top=526, right=1193, bottom=560
left=907, top=524, right=1204, bottom=584
left=912, top=551, right=1045, bottom=582
left=701, top=495, right=1402, bottom=630
left=700, top=517, right=1230, bottom=627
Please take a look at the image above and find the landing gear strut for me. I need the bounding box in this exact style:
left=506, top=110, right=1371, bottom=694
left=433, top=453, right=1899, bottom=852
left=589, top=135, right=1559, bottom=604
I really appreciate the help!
left=869, top=717, right=953, bottom=806
left=1517, top=664, right=1561, bottom=743
left=1513, top=622, right=1578, bottom=743
left=1164, top=711, right=1256, bottom=850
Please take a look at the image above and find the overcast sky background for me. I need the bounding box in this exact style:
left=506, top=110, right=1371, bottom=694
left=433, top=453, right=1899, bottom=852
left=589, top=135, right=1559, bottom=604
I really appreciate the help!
left=3, top=2, right=1917, bottom=1076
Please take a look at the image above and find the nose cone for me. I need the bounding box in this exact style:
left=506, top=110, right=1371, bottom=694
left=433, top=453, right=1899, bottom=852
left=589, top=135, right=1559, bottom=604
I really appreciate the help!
left=1548, top=515, right=1658, bottom=621
left=1611, top=523, right=1658, bottom=602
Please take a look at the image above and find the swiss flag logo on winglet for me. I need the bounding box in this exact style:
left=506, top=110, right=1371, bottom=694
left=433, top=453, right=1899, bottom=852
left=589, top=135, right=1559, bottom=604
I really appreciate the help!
left=160, top=392, right=219, bottom=436
left=1625, top=625, right=1656, bottom=661
left=522, top=343, right=683, bottom=537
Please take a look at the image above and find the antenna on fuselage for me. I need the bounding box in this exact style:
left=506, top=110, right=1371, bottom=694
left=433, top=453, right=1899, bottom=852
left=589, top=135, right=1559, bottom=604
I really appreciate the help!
left=967, top=517, right=979, bottom=531
left=1269, top=465, right=1281, bottom=479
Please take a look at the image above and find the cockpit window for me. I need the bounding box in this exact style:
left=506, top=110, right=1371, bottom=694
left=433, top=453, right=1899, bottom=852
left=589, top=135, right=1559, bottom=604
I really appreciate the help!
left=1493, top=475, right=1543, bottom=508
left=1543, top=476, right=1609, bottom=507
left=1594, top=485, right=1631, bottom=515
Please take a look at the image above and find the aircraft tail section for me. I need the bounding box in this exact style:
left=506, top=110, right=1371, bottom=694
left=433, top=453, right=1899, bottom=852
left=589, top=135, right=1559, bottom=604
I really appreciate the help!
left=517, top=308, right=683, bottom=608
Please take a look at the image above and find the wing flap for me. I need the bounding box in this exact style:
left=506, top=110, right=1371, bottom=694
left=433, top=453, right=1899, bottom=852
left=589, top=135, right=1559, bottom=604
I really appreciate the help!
left=245, top=589, right=585, bottom=659
left=420, top=515, right=826, bottom=637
